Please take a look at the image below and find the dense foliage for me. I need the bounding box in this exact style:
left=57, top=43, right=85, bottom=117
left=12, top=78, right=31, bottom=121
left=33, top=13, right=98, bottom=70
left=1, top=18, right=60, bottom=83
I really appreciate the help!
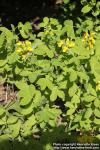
left=0, top=0, right=100, bottom=149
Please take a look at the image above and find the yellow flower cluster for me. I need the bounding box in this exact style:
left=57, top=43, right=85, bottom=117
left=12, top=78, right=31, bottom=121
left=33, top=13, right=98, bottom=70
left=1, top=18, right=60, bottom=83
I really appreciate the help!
left=82, top=32, right=95, bottom=49
left=57, top=38, right=75, bottom=52
left=97, top=81, right=100, bottom=91
left=16, top=40, right=33, bottom=60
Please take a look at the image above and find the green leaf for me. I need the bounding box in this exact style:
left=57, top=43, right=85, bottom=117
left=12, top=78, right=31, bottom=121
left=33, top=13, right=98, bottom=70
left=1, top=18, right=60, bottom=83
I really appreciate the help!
left=95, top=39, right=100, bottom=55
left=15, top=81, right=27, bottom=90
left=84, top=95, right=96, bottom=102
left=94, top=118, right=100, bottom=125
left=86, top=84, right=97, bottom=97
left=68, top=83, right=78, bottom=97
left=34, top=46, right=46, bottom=55
left=78, top=71, right=89, bottom=81
left=64, top=20, right=75, bottom=39
left=28, top=71, right=41, bottom=83
left=81, top=5, right=92, bottom=13
left=71, top=94, right=80, bottom=104
left=9, top=120, right=21, bottom=138
left=0, top=27, right=13, bottom=43
left=0, top=59, right=7, bottom=67
left=36, top=105, right=61, bottom=123
left=21, top=104, right=33, bottom=116
left=8, top=52, right=18, bottom=64
left=18, top=84, right=35, bottom=106
left=20, top=30, right=28, bottom=38
left=74, top=114, right=82, bottom=122
left=59, top=81, right=67, bottom=89
left=67, top=108, right=75, bottom=115
left=94, top=99, right=100, bottom=108
left=46, top=79, right=53, bottom=90
left=49, top=120, right=56, bottom=127
left=84, top=108, right=92, bottom=119
left=46, top=50, right=54, bottom=58
left=70, top=71, right=77, bottom=82
left=40, top=122, right=46, bottom=128
left=57, top=89, right=65, bottom=101
left=63, top=0, right=70, bottom=4
left=69, top=124, right=78, bottom=131
left=7, top=115, right=18, bottom=124
left=33, top=90, right=42, bottom=107
left=18, top=22, right=32, bottom=39
left=50, top=86, right=58, bottom=101
left=0, top=116, right=6, bottom=125
left=0, top=33, right=5, bottom=48
left=65, top=102, right=74, bottom=108
left=22, top=114, right=36, bottom=136
left=27, top=114, right=36, bottom=126
left=94, top=109, right=100, bottom=118
left=43, top=17, right=49, bottom=24
left=7, top=101, right=21, bottom=113
left=37, top=78, right=46, bottom=90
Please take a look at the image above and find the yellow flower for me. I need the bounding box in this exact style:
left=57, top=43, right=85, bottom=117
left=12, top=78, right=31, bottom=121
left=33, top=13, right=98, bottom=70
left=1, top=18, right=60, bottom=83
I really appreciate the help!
left=89, top=42, right=93, bottom=49
left=16, top=41, right=22, bottom=46
left=16, top=48, right=22, bottom=53
left=83, top=32, right=89, bottom=39
left=68, top=41, right=75, bottom=48
left=82, top=39, right=85, bottom=43
left=97, top=81, right=100, bottom=91
left=89, top=37, right=95, bottom=44
left=97, top=85, right=100, bottom=91
left=27, top=47, right=33, bottom=52
left=22, top=43, right=26, bottom=49
left=98, top=81, right=100, bottom=84
left=62, top=46, right=68, bottom=52
left=25, top=40, right=31, bottom=46
left=65, top=38, right=70, bottom=44
left=58, top=40, right=64, bottom=47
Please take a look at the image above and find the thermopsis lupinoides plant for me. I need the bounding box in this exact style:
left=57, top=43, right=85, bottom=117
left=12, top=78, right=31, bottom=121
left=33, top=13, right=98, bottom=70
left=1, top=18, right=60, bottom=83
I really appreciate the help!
left=0, top=0, right=100, bottom=148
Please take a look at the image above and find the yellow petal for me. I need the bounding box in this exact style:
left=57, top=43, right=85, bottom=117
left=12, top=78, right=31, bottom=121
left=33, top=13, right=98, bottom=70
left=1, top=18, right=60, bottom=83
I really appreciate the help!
left=25, top=40, right=31, bottom=46
left=89, top=37, right=95, bottom=44
left=68, top=41, right=75, bottom=48
left=27, top=47, right=33, bottom=52
left=97, top=85, right=100, bottom=91
left=89, top=42, right=94, bottom=49
left=66, top=38, right=70, bottom=44
left=16, top=41, right=22, bottom=46
left=58, top=40, right=64, bottom=47
left=16, top=48, right=22, bottom=53
left=98, top=81, right=100, bottom=84
left=62, top=46, right=68, bottom=52
left=84, top=32, right=89, bottom=39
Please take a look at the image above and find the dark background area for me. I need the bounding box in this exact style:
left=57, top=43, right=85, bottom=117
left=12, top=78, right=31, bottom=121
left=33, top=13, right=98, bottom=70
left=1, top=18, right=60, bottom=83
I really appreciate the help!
left=0, top=0, right=62, bottom=28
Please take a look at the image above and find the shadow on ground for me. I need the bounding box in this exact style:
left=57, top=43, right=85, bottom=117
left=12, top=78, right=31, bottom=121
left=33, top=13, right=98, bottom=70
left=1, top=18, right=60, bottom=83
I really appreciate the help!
left=0, top=0, right=61, bottom=28
left=0, top=126, right=67, bottom=150
left=0, top=125, right=99, bottom=150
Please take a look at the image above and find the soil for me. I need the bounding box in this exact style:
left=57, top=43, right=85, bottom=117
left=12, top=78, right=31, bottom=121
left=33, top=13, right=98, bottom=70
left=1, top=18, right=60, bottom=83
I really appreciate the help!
left=0, top=83, right=17, bottom=104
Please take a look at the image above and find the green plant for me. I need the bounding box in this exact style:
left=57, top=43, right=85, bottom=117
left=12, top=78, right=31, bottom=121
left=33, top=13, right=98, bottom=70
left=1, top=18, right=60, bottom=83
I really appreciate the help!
left=0, top=1, right=100, bottom=149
